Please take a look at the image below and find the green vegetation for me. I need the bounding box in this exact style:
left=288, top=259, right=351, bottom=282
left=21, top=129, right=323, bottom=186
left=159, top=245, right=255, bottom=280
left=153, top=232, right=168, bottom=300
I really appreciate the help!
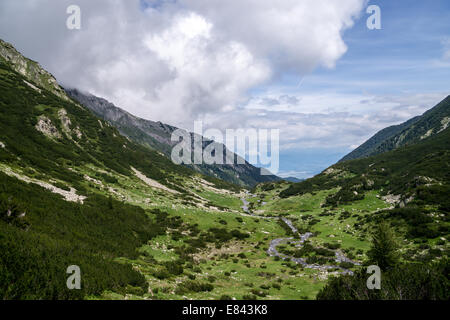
left=317, top=259, right=449, bottom=300
left=0, top=171, right=165, bottom=299
left=367, top=222, right=400, bottom=271
left=341, top=96, right=450, bottom=161
left=0, top=39, right=448, bottom=301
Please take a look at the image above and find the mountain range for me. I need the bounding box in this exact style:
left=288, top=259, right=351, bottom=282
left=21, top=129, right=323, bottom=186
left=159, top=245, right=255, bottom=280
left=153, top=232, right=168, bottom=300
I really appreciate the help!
left=65, top=88, right=280, bottom=187
left=341, top=96, right=450, bottom=162
left=0, top=38, right=448, bottom=300
left=283, top=96, right=450, bottom=207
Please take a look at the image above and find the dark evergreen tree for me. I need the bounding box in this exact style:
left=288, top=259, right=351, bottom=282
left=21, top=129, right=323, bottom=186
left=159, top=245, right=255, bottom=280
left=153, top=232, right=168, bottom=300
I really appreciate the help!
left=367, top=222, right=400, bottom=271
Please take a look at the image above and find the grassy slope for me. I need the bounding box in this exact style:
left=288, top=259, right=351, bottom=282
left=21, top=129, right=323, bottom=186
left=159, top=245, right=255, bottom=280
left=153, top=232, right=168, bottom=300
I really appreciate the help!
left=127, top=123, right=449, bottom=300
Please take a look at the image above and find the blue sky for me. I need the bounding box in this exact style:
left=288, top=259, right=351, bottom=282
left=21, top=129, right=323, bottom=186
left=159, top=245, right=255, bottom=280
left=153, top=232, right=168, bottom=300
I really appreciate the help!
left=261, top=0, right=450, bottom=178
left=321, top=0, right=450, bottom=95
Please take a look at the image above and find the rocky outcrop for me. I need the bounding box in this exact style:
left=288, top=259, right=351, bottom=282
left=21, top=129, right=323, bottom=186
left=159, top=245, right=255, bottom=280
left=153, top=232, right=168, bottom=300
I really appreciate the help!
left=0, top=39, right=69, bottom=101
left=0, top=165, right=86, bottom=203
left=35, top=116, right=61, bottom=139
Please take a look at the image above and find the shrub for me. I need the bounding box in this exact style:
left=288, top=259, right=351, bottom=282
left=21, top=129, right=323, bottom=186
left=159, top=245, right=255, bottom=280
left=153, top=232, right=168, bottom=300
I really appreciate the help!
left=175, top=281, right=214, bottom=295
left=367, top=222, right=400, bottom=271
left=317, top=259, right=450, bottom=300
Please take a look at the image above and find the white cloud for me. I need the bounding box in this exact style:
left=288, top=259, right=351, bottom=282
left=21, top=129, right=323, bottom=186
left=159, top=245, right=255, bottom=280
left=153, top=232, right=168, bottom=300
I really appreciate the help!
left=201, top=92, right=447, bottom=153
left=0, top=0, right=367, bottom=128
left=175, top=0, right=367, bottom=72
left=1, top=1, right=447, bottom=177
left=141, top=12, right=270, bottom=122
left=442, top=38, right=450, bottom=61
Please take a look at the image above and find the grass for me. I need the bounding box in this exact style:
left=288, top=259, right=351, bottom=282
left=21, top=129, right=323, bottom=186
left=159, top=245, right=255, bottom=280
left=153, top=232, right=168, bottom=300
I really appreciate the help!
left=1, top=40, right=448, bottom=301
left=112, top=185, right=396, bottom=300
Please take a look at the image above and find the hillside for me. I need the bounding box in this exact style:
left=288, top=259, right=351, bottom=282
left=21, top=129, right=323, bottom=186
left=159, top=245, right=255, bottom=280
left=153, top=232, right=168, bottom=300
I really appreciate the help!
left=66, top=88, right=280, bottom=188
left=0, top=39, right=69, bottom=101
left=0, top=39, right=255, bottom=299
left=282, top=124, right=450, bottom=205
left=0, top=38, right=360, bottom=300
left=341, top=96, right=450, bottom=161
left=251, top=123, right=449, bottom=299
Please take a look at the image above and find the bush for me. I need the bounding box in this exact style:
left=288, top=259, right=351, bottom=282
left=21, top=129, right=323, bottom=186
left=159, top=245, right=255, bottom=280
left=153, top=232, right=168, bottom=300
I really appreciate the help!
left=317, top=259, right=450, bottom=300
left=340, top=262, right=354, bottom=269
left=126, top=285, right=145, bottom=296
left=175, top=281, right=214, bottom=295
left=367, top=222, right=400, bottom=271
left=164, top=261, right=184, bottom=276
left=324, top=242, right=341, bottom=250
left=250, top=289, right=267, bottom=297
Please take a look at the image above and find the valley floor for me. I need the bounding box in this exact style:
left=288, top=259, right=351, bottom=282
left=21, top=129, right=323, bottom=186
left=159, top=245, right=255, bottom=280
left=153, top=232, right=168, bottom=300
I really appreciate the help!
left=94, top=182, right=393, bottom=300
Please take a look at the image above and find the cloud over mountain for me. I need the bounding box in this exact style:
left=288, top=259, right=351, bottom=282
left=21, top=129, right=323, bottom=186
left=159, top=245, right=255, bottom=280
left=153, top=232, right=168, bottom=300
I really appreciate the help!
left=0, top=0, right=366, bottom=126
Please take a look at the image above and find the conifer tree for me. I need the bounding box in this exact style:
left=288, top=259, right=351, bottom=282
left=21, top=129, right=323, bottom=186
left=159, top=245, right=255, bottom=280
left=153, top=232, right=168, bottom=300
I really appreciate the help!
left=367, top=222, right=400, bottom=270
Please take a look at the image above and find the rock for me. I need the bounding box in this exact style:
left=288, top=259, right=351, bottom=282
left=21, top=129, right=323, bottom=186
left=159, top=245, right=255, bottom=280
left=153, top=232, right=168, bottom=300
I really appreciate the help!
left=35, top=116, right=62, bottom=139
left=0, top=39, right=70, bottom=101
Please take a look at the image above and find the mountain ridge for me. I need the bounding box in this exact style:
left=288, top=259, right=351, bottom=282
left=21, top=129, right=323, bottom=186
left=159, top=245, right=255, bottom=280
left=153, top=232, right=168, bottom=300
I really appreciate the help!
left=0, top=39, right=70, bottom=101
left=66, top=88, right=280, bottom=187
left=340, top=96, right=450, bottom=162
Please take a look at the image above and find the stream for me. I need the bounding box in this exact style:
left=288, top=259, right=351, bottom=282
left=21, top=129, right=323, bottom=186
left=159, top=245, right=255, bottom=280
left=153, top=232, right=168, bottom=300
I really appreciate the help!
left=240, top=194, right=358, bottom=275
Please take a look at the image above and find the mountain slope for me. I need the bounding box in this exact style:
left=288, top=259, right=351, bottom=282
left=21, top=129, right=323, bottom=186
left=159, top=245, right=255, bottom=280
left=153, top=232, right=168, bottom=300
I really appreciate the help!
left=1, top=38, right=448, bottom=301
left=0, top=39, right=249, bottom=298
left=65, top=88, right=280, bottom=187
left=282, top=125, right=450, bottom=205
left=0, top=39, right=69, bottom=101
left=0, top=42, right=330, bottom=300
left=65, top=88, right=175, bottom=155
left=0, top=51, right=162, bottom=299
left=341, top=96, right=450, bottom=162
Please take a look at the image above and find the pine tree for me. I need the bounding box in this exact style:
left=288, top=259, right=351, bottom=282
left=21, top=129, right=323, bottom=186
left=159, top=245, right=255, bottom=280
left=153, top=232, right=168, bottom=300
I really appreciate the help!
left=108, top=195, right=114, bottom=209
left=367, top=221, right=400, bottom=271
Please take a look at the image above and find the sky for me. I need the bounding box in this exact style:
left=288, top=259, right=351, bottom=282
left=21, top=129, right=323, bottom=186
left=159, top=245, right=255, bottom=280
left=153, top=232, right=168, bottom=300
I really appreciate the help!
left=0, top=0, right=449, bottom=178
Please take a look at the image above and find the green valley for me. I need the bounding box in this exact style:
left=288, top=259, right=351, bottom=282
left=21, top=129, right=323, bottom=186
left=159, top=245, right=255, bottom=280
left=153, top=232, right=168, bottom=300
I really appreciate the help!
left=0, top=38, right=448, bottom=301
